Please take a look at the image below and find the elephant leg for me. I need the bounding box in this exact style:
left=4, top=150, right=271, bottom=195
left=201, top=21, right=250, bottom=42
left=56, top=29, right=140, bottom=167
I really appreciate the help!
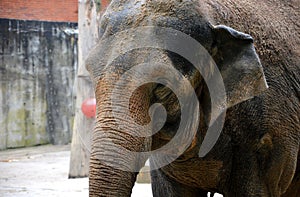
left=282, top=156, right=300, bottom=197
left=282, top=177, right=300, bottom=197
left=151, top=168, right=208, bottom=197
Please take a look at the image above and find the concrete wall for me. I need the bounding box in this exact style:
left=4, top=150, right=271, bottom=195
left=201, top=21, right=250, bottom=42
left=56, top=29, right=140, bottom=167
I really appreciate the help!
left=0, top=19, right=78, bottom=150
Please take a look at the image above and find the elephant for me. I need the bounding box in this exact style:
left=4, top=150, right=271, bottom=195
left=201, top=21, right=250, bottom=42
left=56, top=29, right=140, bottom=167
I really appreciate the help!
left=86, top=0, right=299, bottom=196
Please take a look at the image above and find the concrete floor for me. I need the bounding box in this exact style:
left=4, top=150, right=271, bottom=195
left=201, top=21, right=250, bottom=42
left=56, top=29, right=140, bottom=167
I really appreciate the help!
left=0, top=145, right=152, bottom=197
left=0, top=145, right=223, bottom=197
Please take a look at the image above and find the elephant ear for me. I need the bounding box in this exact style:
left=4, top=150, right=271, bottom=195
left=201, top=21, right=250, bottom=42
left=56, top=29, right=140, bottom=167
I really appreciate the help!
left=212, top=25, right=268, bottom=108
left=198, top=25, right=268, bottom=157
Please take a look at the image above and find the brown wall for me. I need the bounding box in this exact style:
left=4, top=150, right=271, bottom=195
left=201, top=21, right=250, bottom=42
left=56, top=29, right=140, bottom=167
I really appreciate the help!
left=0, top=0, right=78, bottom=22
left=101, top=0, right=110, bottom=10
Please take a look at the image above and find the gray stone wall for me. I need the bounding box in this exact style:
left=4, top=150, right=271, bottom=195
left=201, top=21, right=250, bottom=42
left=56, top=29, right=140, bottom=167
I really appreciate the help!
left=0, top=19, right=78, bottom=150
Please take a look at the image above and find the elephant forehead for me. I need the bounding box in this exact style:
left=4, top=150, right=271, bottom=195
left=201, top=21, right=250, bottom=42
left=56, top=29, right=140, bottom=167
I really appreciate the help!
left=100, top=0, right=213, bottom=45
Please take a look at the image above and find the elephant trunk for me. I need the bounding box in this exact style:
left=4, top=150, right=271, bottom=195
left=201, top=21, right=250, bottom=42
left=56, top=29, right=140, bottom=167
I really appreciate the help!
left=89, top=78, right=151, bottom=197
left=89, top=160, right=137, bottom=196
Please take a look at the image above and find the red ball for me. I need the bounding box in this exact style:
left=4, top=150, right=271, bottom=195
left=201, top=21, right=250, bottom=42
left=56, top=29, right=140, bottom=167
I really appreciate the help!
left=81, top=98, right=96, bottom=118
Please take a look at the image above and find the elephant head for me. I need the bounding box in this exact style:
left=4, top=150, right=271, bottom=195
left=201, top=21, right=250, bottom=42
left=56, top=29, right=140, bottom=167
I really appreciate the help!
left=86, top=0, right=268, bottom=196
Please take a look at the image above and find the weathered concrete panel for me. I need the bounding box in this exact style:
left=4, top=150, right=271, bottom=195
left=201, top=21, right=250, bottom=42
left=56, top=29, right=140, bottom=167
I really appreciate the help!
left=0, top=19, right=78, bottom=149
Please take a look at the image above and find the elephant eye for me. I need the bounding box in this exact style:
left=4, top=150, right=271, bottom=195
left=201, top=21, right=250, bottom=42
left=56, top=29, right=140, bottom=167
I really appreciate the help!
left=255, top=133, right=273, bottom=169
left=256, top=133, right=273, bottom=155
left=259, top=133, right=273, bottom=149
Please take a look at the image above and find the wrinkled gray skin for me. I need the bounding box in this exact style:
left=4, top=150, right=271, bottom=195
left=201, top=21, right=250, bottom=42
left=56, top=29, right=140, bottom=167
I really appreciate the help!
left=87, top=0, right=299, bottom=196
